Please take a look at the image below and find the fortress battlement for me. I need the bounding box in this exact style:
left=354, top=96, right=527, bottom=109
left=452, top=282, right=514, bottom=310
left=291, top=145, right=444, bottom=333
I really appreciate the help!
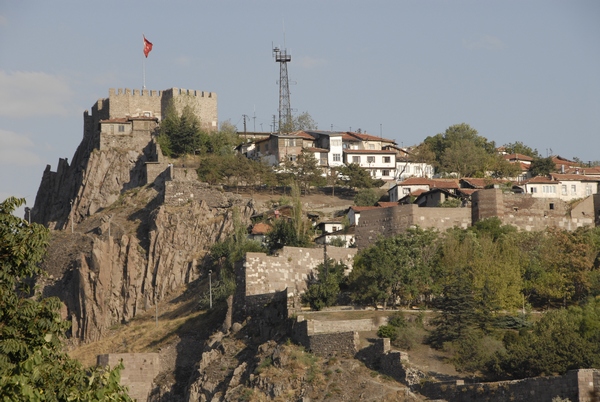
left=83, top=87, right=218, bottom=139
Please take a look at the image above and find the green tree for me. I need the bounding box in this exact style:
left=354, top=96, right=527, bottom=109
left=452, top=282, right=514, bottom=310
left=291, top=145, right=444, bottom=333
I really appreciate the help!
left=293, top=112, right=318, bottom=131
left=0, top=197, right=131, bottom=401
left=349, top=228, right=439, bottom=309
left=423, top=123, right=497, bottom=177
left=159, top=101, right=209, bottom=157
left=491, top=300, right=600, bottom=379
left=502, top=141, right=540, bottom=158
left=281, top=150, right=326, bottom=195
left=302, top=259, right=348, bottom=310
left=529, top=156, right=556, bottom=177
left=337, top=163, right=384, bottom=190
left=353, top=188, right=381, bottom=206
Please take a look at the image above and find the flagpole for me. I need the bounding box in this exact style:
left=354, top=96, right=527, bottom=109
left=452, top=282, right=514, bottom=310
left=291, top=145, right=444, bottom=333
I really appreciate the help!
left=143, top=58, right=146, bottom=89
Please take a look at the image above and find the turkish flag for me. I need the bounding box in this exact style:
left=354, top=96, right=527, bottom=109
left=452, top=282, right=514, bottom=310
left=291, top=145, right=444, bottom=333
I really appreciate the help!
left=143, top=35, right=153, bottom=58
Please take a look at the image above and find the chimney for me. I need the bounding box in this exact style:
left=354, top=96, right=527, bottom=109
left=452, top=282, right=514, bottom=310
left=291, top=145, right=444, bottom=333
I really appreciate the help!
left=561, top=164, right=565, bottom=173
left=575, top=167, right=580, bottom=175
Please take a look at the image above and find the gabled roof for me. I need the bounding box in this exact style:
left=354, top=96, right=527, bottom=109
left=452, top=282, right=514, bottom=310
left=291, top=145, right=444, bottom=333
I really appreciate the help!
left=304, top=147, right=329, bottom=153
left=343, top=149, right=397, bottom=154
left=341, top=132, right=396, bottom=144
left=550, top=173, right=600, bottom=182
left=524, top=176, right=555, bottom=184
left=250, top=222, right=272, bottom=235
left=503, top=153, right=534, bottom=162
left=460, top=178, right=510, bottom=189
left=377, top=201, right=400, bottom=208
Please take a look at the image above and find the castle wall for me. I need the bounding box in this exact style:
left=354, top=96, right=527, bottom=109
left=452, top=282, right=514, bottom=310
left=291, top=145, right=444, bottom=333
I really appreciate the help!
left=357, top=189, right=597, bottom=249
left=97, top=353, right=159, bottom=402
left=355, top=204, right=471, bottom=249
left=472, top=188, right=595, bottom=232
left=242, top=246, right=357, bottom=299
left=417, top=369, right=600, bottom=402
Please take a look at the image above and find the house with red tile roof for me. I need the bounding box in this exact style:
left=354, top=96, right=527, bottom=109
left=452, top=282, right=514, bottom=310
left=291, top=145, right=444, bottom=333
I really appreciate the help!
left=388, top=178, right=460, bottom=202
left=520, top=173, right=600, bottom=201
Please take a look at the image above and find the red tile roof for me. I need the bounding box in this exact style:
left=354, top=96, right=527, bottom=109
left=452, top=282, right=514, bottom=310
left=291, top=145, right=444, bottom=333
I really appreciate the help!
left=503, top=153, right=534, bottom=162
left=550, top=173, right=600, bottom=182
left=251, top=222, right=272, bottom=235
left=343, top=149, right=397, bottom=154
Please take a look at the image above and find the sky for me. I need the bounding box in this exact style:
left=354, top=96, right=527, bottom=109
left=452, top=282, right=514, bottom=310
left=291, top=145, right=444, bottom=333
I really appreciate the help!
left=1, top=0, right=599, bottom=216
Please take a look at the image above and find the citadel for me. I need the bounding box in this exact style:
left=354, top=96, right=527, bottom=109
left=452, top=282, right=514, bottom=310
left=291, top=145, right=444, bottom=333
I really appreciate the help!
left=26, top=87, right=600, bottom=402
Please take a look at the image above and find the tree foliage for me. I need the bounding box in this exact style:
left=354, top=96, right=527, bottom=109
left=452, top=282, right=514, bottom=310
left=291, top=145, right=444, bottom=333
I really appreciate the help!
left=529, top=156, right=556, bottom=177
left=502, top=141, right=539, bottom=158
left=302, top=259, right=348, bottom=311
left=0, top=197, right=131, bottom=401
left=337, top=163, right=384, bottom=190
left=348, top=228, right=440, bottom=309
left=422, top=123, right=500, bottom=177
left=353, top=188, right=381, bottom=206
left=490, top=298, right=600, bottom=379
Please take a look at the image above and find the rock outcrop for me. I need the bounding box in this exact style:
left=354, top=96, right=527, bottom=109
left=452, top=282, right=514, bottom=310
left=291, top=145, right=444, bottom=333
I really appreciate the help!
left=33, top=109, right=255, bottom=342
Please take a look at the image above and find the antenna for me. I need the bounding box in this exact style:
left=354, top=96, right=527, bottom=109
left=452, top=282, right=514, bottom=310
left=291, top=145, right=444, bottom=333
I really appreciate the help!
left=273, top=45, right=292, bottom=133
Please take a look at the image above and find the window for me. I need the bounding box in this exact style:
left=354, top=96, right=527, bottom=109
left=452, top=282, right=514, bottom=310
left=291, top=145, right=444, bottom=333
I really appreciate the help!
left=367, top=156, right=375, bottom=163
left=369, top=144, right=375, bottom=150
left=382, top=169, right=390, bottom=177
left=530, top=187, right=537, bottom=193
left=118, top=125, right=125, bottom=132
left=332, top=226, right=339, bottom=232
left=542, top=186, right=556, bottom=194
left=571, top=185, right=577, bottom=195
left=561, top=185, right=567, bottom=195
left=403, top=188, right=411, bottom=195
left=549, top=203, right=555, bottom=210
left=284, top=139, right=295, bottom=147
left=287, top=154, right=297, bottom=162
left=264, top=143, right=269, bottom=151
left=405, top=166, right=411, bottom=173
left=331, top=139, right=342, bottom=147
left=586, top=185, right=592, bottom=196
left=352, top=156, right=360, bottom=163
left=333, top=153, right=341, bottom=162
left=383, top=156, right=391, bottom=163
left=320, top=157, right=327, bottom=166
left=414, top=166, right=421, bottom=175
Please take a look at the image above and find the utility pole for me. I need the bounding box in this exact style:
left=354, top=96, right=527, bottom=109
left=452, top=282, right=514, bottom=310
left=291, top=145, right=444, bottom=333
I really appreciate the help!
left=209, top=270, right=213, bottom=309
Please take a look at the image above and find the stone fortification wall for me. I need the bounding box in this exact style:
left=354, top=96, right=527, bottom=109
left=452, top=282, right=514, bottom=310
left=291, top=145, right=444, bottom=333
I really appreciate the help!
left=97, top=353, right=160, bottom=402
left=355, top=204, right=471, bottom=249
left=357, top=189, right=598, bottom=249
left=292, top=315, right=388, bottom=357
left=304, top=331, right=359, bottom=357
left=99, top=120, right=158, bottom=152
left=472, top=188, right=596, bottom=231
left=242, top=246, right=357, bottom=298
left=418, top=369, right=600, bottom=402
left=84, top=88, right=218, bottom=138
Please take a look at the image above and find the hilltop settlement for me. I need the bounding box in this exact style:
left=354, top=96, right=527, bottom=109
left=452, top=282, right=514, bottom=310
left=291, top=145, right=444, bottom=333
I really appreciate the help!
left=3, top=87, right=600, bottom=401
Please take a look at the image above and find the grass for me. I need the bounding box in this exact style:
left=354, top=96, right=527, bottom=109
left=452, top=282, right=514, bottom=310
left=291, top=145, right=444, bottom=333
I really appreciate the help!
left=68, top=281, right=220, bottom=367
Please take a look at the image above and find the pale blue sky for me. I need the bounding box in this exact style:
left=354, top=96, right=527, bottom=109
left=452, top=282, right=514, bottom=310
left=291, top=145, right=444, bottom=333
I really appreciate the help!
left=1, top=1, right=599, bottom=214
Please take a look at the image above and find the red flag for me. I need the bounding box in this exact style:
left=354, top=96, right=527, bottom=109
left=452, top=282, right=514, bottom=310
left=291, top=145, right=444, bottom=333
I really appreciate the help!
left=143, top=35, right=153, bottom=58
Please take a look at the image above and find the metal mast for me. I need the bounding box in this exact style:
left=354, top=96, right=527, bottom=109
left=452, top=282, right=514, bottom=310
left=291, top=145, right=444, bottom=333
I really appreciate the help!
left=273, top=46, right=292, bottom=133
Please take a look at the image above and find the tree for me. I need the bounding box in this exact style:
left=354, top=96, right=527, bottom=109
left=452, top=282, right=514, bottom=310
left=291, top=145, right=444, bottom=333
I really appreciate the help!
left=293, top=112, right=318, bottom=131
left=281, top=150, right=326, bottom=195
left=302, top=259, right=348, bottom=311
left=529, top=156, right=556, bottom=177
left=337, top=163, right=384, bottom=190
left=353, top=188, right=381, bottom=206
left=0, top=197, right=131, bottom=401
left=502, top=141, right=540, bottom=158
left=423, top=123, right=497, bottom=177
left=349, top=228, right=439, bottom=309
left=159, top=101, right=209, bottom=157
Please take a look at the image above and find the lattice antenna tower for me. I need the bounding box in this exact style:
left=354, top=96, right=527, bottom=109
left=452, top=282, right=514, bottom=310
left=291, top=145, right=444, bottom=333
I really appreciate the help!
left=273, top=46, right=292, bottom=133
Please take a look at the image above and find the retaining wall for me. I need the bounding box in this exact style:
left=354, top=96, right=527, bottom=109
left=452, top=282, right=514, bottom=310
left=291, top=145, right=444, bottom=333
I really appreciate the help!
left=97, top=353, right=160, bottom=401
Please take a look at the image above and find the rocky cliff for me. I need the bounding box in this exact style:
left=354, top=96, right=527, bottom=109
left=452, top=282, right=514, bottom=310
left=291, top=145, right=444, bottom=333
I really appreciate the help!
left=33, top=120, right=255, bottom=343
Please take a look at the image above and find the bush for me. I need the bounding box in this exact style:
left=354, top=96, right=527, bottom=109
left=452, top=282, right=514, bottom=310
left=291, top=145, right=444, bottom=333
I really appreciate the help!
left=377, top=325, right=399, bottom=341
